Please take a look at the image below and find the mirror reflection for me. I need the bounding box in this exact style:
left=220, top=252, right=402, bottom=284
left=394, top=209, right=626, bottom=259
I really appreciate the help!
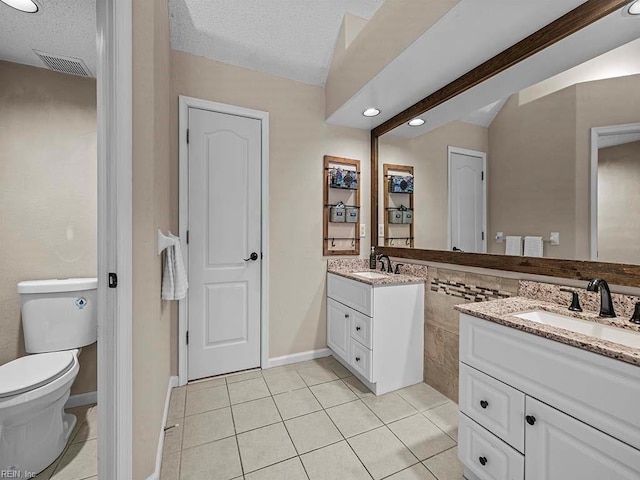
left=378, top=38, right=640, bottom=264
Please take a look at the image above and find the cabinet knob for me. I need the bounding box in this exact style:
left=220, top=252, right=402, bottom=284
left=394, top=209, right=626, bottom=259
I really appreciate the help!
left=345, top=314, right=349, bottom=318
left=526, top=415, right=536, bottom=426
left=480, top=400, right=488, bottom=409
left=479, top=456, right=487, bottom=466
left=356, top=326, right=361, bottom=331
left=355, top=356, right=361, bottom=362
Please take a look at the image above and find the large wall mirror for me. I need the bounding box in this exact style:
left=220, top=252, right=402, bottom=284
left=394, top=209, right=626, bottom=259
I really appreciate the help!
left=372, top=0, right=640, bottom=284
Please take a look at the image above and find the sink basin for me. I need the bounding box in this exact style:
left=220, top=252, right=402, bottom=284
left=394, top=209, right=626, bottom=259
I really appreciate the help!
left=351, top=271, right=389, bottom=280
left=514, top=310, right=640, bottom=349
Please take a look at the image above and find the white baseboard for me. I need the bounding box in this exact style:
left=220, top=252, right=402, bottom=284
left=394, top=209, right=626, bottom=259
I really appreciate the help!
left=65, top=391, right=98, bottom=409
left=147, top=375, right=179, bottom=480
left=264, top=348, right=332, bottom=369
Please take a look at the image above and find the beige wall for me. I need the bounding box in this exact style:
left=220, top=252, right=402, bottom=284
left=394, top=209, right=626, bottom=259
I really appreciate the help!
left=488, top=74, right=640, bottom=261
left=598, top=141, right=640, bottom=264
left=488, top=90, right=577, bottom=258
left=379, top=122, right=488, bottom=250
left=325, top=0, right=460, bottom=118
left=170, top=50, right=370, bottom=362
left=0, top=61, right=97, bottom=395
left=132, top=0, right=173, bottom=477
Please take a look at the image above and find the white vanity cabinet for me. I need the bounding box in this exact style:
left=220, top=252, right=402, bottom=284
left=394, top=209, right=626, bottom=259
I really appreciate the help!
left=458, top=313, right=640, bottom=480
left=326, top=273, right=424, bottom=395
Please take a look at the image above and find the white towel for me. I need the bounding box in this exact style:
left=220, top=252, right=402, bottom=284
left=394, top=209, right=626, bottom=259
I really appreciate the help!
left=161, top=234, right=189, bottom=301
left=524, top=236, right=544, bottom=258
left=505, top=236, right=523, bottom=256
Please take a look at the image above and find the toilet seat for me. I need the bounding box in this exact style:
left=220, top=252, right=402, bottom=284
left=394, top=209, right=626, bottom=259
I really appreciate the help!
left=0, top=351, right=76, bottom=398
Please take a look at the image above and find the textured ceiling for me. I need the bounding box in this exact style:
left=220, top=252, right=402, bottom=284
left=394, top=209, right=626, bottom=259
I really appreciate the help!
left=169, top=0, right=385, bottom=86
left=0, top=0, right=96, bottom=75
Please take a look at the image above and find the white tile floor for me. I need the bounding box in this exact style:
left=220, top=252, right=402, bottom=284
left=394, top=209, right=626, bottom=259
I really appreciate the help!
left=36, top=404, right=98, bottom=480
left=161, top=357, right=464, bottom=480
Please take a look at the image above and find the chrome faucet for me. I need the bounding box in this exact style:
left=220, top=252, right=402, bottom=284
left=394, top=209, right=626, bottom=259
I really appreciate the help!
left=377, top=254, right=392, bottom=273
left=586, top=278, right=616, bottom=318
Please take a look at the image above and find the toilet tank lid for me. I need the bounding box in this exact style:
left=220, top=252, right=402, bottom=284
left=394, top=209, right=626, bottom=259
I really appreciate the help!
left=18, top=278, right=98, bottom=294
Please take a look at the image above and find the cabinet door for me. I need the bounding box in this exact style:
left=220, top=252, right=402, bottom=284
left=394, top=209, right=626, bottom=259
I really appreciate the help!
left=327, top=298, right=350, bottom=360
left=526, top=397, right=640, bottom=480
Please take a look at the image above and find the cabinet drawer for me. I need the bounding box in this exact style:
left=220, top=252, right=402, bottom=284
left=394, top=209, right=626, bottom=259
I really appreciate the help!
left=459, top=363, right=525, bottom=453
left=459, top=413, right=524, bottom=480
left=350, top=310, right=373, bottom=348
left=350, top=338, right=374, bottom=382
left=327, top=273, right=373, bottom=316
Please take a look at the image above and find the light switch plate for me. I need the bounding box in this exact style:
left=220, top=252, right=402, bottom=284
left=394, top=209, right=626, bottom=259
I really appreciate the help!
left=360, top=224, right=366, bottom=238
left=495, top=232, right=505, bottom=243
left=378, top=224, right=384, bottom=237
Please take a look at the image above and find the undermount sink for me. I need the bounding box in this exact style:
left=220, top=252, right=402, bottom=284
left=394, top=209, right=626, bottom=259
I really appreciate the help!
left=351, top=271, right=390, bottom=280
left=514, top=310, right=640, bottom=349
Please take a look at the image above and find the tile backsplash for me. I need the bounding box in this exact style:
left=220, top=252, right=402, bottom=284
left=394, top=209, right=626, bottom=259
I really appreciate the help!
left=431, top=278, right=513, bottom=302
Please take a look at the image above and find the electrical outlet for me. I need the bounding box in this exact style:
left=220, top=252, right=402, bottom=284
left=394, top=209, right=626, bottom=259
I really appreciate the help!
left=378, top=224, right=384, bottom=237
left=360, top=224, right=366, bottom=238
left=550, top=232, right=560, bottom=246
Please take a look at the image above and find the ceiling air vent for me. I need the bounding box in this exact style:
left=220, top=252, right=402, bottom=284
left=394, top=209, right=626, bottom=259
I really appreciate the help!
left=33, top=50, right=92, bottom=77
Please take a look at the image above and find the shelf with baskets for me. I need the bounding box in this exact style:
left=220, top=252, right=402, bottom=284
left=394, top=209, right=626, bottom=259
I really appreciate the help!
left=324, top=155, right=361, bottom=256
left=383, top=164, right=414, bottom=248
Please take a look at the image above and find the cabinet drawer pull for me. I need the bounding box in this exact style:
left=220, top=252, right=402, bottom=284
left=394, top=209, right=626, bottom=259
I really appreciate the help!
left=345, top=313, right=349, bottom=318
left=479, top=456, right=487, bottom=466
left=526, top=415, right=536, bottom=426
left=356, top=326, right=361, bottom=331
left=480, top=400, right=488, bottom=409
left=355, top=356, right=361, bottom=362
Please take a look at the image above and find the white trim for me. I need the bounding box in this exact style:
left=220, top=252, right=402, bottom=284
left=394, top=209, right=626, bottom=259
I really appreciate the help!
left=589, top=123, right=640, bottom=261
left=265, top=348, right=332, bottom=369
left=96, top=0, right=133, bottom=477
left=178, top=96, right=270, bottom=386
left=447, top=146, right=488, bottom=253
left=65, top=391, right=98, bottom=409
left=146, top=376, right=179, bottom=480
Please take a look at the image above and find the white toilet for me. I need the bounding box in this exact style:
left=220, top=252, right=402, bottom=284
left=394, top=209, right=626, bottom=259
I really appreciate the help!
left=0, top=278, right=97, bottom=475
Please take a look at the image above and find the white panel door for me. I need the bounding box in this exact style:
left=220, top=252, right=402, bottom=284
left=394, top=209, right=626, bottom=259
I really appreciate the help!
left=188, top=108, right=261, bottom=380
left=526, top=397, right=640, bottom=480
left=449, top=148, right=486, bottom=253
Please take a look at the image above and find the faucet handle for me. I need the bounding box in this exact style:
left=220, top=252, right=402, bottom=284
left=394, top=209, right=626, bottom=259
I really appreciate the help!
left=394, top=264, right=404, bottom=275
left=560, top=288, right=583, bottom=312
left=631, top=303, right=640, bottom=325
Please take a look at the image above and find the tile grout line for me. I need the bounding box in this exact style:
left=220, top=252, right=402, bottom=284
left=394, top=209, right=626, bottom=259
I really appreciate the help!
left=226, top=380, right=246, bottom=478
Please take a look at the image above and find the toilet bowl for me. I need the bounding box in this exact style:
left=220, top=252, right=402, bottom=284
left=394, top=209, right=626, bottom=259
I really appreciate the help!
left=0, top=278, right=97, bottom=475
left=0, top=350, right=80, bottom=474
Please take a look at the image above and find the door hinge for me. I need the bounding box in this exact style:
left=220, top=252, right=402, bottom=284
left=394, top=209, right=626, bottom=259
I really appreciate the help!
left=108, top=272, right=118, bottom=289
left=186, top=129, right=190, bottom=144
left=186, top=331, right=189, bottom=345
left=481, top=171, right=484, bottom=181
left=186, top=230, right=189, bottom=244
left=482, top=232, right=485, bottom=241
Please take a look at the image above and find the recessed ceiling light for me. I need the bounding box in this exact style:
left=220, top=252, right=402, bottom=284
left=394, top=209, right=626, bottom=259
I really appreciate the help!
left=408, top=118, right=425, bottom=127
left=362, top=108, right=381, bottom=117
left=629, top=0, right=640, bottom=15
left=1, top=0, right=39, bottom=13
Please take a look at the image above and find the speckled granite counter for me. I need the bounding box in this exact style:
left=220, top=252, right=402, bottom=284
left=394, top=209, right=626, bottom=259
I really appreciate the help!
left=327, top=258, right=426, bottom=286
left=456, top=297, right=640, bottom=366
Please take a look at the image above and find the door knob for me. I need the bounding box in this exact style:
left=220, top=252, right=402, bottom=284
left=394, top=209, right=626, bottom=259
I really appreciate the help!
left=244, top=252, right=259, bottom=261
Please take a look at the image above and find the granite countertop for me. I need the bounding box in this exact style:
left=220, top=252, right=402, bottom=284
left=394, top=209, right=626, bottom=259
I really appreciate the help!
left=327, top=267, right=426, bottom=286
left=456, top=297, right=640, bottom=366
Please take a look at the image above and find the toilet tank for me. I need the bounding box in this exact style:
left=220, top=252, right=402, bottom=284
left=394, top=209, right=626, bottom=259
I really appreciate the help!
left=18, top=278, right=98, bottom=353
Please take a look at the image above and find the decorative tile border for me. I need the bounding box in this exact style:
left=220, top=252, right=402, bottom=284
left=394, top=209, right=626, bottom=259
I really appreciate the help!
left=431, top=278, right=513, bottom=303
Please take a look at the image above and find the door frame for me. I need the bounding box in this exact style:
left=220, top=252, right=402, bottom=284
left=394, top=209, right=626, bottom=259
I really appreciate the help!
left=447, top=146, right=487, bottom=253
left=96, top=0, right=133, bottom=477
left=178, top=96, right=270, bottom=386
left=590, top=123, right=640, bottom=261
